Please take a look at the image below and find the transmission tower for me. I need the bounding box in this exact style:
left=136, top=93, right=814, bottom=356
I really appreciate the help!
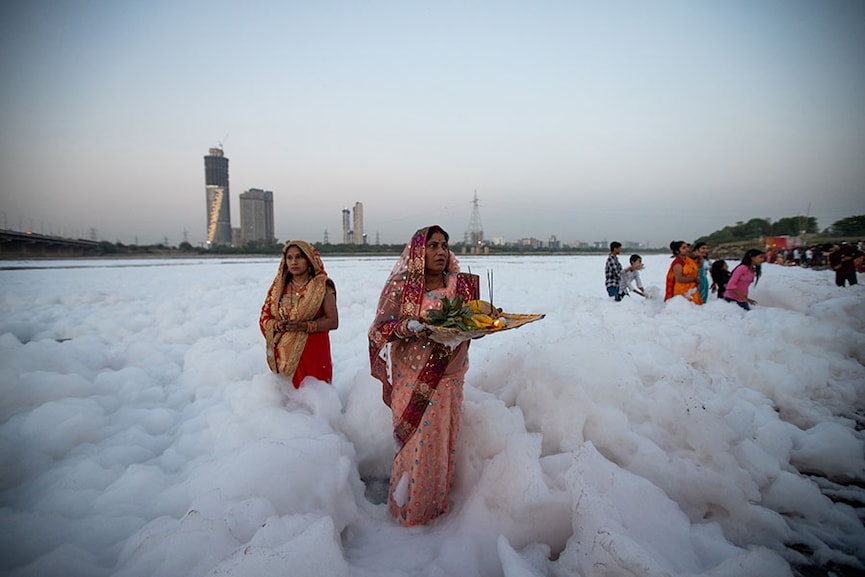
left=467, top=190, right=484, bottom=248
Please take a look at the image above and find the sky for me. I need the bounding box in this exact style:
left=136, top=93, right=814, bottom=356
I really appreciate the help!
left=1, top=0, right=864, bottom=248
left=0, top=254, right=863, bottom=576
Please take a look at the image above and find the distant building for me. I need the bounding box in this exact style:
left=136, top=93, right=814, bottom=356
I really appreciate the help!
left=341, top=203, right=364, bottom=244
left=204, top=147, right=231, bottom=246
left=353, top=202, right=364, bottom=245
left=239, top=188, right=274, bottom=244
left=342, top=208, right=352, bottom=244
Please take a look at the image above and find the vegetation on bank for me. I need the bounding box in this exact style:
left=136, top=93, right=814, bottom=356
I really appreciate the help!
left=695, top=214, right=865, bottom=246
left=695, top=216, right=819, bottom=247
left=693, top=214, right=865, bottom=258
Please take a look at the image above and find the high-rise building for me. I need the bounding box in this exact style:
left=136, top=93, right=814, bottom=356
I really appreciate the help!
left=342, top=208, right=351, bottom=244
left=239, top=188, right=274, bottom=244
left=353, top=202, right=364, bottom=245
left=204, top=147, right=231, bottom=246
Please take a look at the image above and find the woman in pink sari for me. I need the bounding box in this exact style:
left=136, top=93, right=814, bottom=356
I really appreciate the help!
left=368, top=225, right=479, bottom=526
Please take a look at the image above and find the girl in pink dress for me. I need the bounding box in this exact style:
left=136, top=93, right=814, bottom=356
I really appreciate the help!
left=368, top=225, right=479, bottom=526
left=724, top=249, right=766, bottom=311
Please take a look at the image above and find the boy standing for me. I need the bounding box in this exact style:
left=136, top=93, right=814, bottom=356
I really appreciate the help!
left=605, top=242, right=624, bottom=301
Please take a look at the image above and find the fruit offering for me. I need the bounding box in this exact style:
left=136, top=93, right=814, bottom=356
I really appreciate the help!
left=425, top=296, right=508, bottom=331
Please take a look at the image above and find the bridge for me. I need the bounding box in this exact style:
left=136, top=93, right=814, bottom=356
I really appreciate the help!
left=0, top=229, right=102, bottom=258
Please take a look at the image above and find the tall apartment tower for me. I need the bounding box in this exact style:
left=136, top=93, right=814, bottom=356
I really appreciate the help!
left=204, top=147, right=232, bottom=246
left=239, top=188, right=274, bottom=244
left=342, top=208, right=352, bottom=244
left=353, top=201, right=364, bottom=245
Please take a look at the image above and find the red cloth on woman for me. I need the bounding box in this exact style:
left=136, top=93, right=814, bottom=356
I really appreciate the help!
left=287, top=306, right=332, bottom=387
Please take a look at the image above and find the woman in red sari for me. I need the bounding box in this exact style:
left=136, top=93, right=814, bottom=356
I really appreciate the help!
left=260, top=240, right=338, bottom=388
left=664, top=240, right=703, bottom=305
left=368, top=225, right=479, bottom=526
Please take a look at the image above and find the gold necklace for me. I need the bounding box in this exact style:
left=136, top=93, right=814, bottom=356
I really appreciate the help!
left=290, top=276, right=310, bottom=294
left=281, top=276, right=311, bottom=318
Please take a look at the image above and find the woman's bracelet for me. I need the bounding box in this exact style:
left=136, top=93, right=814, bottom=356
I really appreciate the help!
left=395, top=318, right=413, bottom=339
left=307, top=321, right=317, bottom=333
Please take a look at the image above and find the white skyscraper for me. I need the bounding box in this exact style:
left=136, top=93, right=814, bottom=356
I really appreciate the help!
left=342, top=208, right=351, bottom=244
left=353, top=202, right=364, bottom=245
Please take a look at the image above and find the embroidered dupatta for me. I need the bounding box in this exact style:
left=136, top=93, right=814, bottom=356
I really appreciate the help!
left=368, top=226, right=478, bottom=449
left=261, top=240, right=331, bottom=377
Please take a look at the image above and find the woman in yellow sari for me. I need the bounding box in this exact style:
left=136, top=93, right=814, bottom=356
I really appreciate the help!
left=664, top=240, right=703, bottom=305
left=368, top=225, right=479, bottom=526
left=260, top=240, right=338, bottom=387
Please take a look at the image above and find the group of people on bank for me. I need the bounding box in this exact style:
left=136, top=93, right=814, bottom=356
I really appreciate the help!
left=605, top=240, right=767, bottom=311
left=770, top=240, right=865, bottom=278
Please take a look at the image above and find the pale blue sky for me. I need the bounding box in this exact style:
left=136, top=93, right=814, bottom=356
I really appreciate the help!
left=2, top=0, right=863, bottom=247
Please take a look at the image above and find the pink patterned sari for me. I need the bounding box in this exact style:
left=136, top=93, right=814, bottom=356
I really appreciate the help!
left=368, top=226, right=478, bottom=526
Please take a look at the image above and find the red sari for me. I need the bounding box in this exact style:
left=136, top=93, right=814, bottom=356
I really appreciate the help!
left=273, top=305, right=332, bottom=388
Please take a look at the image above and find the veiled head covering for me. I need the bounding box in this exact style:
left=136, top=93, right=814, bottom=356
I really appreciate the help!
left=387, top=225, right=458, bottom=319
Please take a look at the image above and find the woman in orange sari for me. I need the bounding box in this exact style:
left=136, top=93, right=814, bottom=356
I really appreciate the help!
left=368, top=225, right=479, bottom=526
left=260, top=240, right=338, bottom=388
left=664, top=240, right=703, bottom=305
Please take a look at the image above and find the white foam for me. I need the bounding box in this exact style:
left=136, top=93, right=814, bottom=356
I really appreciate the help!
left=0, top=255, right=862, bottom=576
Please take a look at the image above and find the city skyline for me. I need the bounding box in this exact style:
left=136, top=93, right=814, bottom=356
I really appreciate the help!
left=2, top=2, right=864, bottom=248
